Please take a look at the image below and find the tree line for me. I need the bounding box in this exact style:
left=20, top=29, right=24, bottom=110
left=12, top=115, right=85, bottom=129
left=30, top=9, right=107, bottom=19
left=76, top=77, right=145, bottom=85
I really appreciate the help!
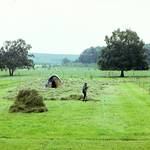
left=0, top=29, right=149, bottom=77
left=77, top=44, right=150, bottom=66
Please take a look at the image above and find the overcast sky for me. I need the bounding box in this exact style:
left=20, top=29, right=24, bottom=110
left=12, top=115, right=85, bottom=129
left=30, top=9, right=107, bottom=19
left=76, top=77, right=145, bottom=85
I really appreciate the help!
left=0, top=0, right=150, bottom=54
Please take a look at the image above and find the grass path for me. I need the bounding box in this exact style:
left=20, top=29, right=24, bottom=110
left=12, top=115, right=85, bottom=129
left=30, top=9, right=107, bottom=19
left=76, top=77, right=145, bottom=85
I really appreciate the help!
left=1, top=81, right=150, bottom=149
left=100, top=83, right=150, bottom=140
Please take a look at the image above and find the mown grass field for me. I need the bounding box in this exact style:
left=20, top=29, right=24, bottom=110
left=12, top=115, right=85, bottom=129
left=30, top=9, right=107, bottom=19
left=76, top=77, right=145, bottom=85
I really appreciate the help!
left=0, top=67, right=150, bottom=150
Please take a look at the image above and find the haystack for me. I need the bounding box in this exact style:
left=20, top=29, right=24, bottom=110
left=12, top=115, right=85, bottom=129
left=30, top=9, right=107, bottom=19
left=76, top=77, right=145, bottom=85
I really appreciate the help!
left=9, top=89, right=48, bottom=113
left=46, top=75, right=62, bottom=88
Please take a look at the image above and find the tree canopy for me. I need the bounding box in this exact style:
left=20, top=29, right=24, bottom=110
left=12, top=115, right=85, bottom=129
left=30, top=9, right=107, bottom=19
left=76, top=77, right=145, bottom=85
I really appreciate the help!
left=0, top=39, right=34, bottom=76
left=144, top=44, right=150, bottom=65
left=77, top=46, right=102, bottom=64
left=62, top=57, right=71, bottom=65
left=98, top=29, right=149, bottom=77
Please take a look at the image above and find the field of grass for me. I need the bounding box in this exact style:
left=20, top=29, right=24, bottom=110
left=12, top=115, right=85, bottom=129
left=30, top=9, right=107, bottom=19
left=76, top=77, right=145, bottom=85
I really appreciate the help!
left=0, top=67, right=150, bottom=150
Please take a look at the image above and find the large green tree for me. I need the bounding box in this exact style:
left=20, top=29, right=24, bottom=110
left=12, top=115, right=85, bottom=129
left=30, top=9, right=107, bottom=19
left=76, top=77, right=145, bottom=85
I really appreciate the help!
left=98, top=29, right=149, bottom=77
left=0, top=39, right=34, bottom=76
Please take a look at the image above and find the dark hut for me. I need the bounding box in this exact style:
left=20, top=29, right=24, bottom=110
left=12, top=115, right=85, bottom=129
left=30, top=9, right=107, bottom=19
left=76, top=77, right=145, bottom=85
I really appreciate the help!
left=46, top=75, right=61, bottom=88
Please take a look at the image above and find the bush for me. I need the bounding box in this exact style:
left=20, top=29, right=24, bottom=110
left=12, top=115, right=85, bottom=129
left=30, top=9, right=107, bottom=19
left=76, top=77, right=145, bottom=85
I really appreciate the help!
left=9, top=89, right=48, bottom=113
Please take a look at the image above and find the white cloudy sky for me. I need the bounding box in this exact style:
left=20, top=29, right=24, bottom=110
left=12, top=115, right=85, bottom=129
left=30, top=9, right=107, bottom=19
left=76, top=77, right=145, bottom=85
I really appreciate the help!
left=0, top=0, right=150, bottom=54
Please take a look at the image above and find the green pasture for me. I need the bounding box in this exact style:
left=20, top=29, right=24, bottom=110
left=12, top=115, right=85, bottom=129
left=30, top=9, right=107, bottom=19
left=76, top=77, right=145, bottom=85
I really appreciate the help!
left=0, top=67, right=150, bottom=150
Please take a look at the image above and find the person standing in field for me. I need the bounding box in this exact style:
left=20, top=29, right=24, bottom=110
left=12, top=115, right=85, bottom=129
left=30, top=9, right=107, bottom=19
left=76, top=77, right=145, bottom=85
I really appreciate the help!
left=82, top=83, right=88, bottom=101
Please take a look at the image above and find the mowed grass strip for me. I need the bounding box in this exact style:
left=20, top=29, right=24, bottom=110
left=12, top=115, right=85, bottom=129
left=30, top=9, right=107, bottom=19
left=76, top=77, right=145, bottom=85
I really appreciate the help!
left=100, top=83, right=150, bottom=140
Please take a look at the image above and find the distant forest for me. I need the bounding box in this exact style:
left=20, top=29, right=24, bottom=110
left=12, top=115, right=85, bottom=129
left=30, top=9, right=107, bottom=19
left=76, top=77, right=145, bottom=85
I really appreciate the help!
left=144, top=44, right=150, bottom=64
left=77, top=44, right=150, bottom=65
left=31, top=53, right=79, bottom=65
left=31, top=44, right=150, bottom=65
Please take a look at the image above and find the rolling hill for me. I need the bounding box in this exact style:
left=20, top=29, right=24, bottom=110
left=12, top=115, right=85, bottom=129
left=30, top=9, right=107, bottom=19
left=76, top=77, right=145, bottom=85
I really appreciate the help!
left=31, top=53, right=79, bottom=65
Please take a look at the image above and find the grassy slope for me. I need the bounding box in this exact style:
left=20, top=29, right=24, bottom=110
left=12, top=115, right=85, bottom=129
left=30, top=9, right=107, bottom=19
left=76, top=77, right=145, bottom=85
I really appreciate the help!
left=0, top=69, right=150, bottom=149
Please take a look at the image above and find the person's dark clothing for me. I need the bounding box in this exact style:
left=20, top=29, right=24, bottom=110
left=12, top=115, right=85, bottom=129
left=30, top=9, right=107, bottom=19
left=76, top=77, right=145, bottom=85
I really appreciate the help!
left=82, top=83, right=88, bottom=101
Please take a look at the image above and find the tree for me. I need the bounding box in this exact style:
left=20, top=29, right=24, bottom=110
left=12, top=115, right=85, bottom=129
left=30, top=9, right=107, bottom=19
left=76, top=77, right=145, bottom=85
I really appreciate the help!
left=144, top=44, right=150, bottom=65
left=0, top=39, right=34, bottom=76
left=0, top=48, right=5, bottom=71
left=62, top=57, right=71, bottom=65
left=98, top=29, right=149, bottom=77
left=78, top=46, right=102, bottom=64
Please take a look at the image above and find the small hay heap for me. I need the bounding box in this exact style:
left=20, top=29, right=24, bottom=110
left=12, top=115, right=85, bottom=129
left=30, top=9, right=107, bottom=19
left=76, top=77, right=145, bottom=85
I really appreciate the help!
left=9, top=89, right=48, bottom=113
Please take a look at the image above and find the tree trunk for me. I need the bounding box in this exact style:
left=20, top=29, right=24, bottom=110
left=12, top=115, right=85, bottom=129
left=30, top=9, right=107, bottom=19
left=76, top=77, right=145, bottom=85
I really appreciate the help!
left=9, top=68, right=15, bottom=76
left=120, top=70, right=124, bottom=77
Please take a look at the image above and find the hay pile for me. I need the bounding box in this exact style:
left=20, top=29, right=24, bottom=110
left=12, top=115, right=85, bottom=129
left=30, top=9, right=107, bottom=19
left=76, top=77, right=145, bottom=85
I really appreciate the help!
left=60, top=94, right=83, bottom=100
left=9, top=89, right=48, bottom=113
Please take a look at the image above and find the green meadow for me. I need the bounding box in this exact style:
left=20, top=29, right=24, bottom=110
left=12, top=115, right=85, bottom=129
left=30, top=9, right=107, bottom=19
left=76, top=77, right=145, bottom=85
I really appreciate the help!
left=0, top=67, right=150, bottom=150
